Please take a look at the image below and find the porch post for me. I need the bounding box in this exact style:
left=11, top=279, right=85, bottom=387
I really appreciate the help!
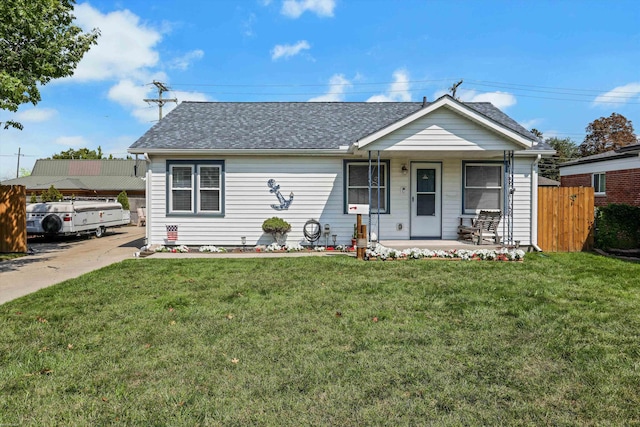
left=377, top=150, right=381, bottom=242
left=368, top=151, right=372, bottom=241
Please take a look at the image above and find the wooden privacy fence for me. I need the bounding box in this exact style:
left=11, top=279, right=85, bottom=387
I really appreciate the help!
left=0, top=185, right=27, bottom=253
left=538, top=186, right=594, bottom=252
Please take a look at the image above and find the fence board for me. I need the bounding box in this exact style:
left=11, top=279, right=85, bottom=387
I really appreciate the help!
left=0, top=185, right=27, bottom=253
left=538, top=186, right=594, bottom=252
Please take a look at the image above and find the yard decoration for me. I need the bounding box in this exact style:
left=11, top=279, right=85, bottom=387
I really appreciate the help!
left=267, top=179, right=294, bottom=210
left=262, top=217, right=292, bottom=244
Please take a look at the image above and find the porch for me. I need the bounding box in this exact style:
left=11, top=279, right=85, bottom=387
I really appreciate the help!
left=378, top=239, right=502, bottom=251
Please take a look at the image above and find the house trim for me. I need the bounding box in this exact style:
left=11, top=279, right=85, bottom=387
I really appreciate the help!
left=461, top=160, right=505, bottom=214
left=342, top=159, right=391, bottom=215
left=165, top=159, right=225, bottom=217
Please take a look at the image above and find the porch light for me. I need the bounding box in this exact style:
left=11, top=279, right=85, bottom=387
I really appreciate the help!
left=401, top=164, right=408, bottom=175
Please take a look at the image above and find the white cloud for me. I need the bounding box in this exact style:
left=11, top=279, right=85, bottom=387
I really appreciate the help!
left=593, top=82, right=640, bottom=106
left=367, top=69, right=412, bottom=102
left=541, top=130, right=561, bottom=140
left=271, top=40, right=311, bottom=60
left=458, top=89, right=517, bottom=110
left=242, top=13, right=257, bottom=37
left=14, top=108, right=58, bottom=123
left=281, top=0, right=335, bottom=18
left=72, top=3, right=162, bottom=81
left=108, top=79, right=153, bottom=109
left=519, top=119, right=542, bottom=130
left=309, top=74, right=352, bottom=102
left=132, top=92, right=209, bottom=123
left=54, top=136, right=89, bottom=147
left=169, top=49, right=204, bottom=70
left=172, top=91, right=209, bottom=103
left=107, top=78, right=208, bottom=123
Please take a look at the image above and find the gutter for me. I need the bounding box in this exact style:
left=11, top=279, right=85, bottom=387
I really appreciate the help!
left=128, top=148, right=350, bottom=156
left=530, top=154, right=543, bottom=252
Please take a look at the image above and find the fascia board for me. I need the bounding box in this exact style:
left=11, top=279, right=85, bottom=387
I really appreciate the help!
left=127, top=148, right=350, bottom=156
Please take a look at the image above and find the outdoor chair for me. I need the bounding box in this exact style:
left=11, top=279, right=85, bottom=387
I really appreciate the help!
left=457, top=210, right=501, bottom=245
left=137, top=207, right=146, bottom=227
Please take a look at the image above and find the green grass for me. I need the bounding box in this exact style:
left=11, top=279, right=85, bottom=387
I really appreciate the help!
left=1, top=253, right=640, bottom=426
left=0, top=253, right=26, bottom=261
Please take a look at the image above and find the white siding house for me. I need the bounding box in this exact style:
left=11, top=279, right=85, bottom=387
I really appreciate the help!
left=129, top=95, right=552, bottom=248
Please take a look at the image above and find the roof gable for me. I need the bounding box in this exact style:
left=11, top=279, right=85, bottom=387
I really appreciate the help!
left=356, top=95, right=535, bottom=150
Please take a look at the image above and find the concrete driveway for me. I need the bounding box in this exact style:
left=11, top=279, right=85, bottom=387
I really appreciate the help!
left=0, top=226, right=145, bottom=305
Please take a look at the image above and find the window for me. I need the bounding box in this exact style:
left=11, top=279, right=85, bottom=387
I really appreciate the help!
left=593, top=172, right=606, bottom=194
left=167, top=161, right=224, bottom=215
left=463, top=163, right=503, bottom=213
left=344, top=161, right=389, bottom=213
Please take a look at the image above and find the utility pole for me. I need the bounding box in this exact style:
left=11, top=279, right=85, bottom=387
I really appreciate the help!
left=449, top=79, right=463, bottom=99
left=16, top=147, right=23, bottom=178
left=144, top=81, right=177, bottom=121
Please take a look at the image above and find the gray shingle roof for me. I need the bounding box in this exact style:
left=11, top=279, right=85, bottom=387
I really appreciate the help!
left=560, top=143, right=640, bottom=167
left=129, top=98, right=539, bottom=151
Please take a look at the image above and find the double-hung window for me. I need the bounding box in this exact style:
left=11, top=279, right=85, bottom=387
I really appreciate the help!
left=463, top=163, right=503, bottom=214
left=592, top=172, right=606, bottom=194
left=344, top=160, right=389, bottom=213
left=167, top=161, right=224, bottom=215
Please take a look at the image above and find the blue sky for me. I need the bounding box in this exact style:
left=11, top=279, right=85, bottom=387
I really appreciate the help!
left=1, top=0, right=639, bottom=180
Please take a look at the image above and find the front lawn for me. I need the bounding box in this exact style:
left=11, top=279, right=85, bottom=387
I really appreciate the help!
left=1, top=253, right=639, bottom=425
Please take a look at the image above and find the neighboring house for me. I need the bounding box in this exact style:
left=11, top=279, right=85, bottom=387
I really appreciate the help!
left=559, top=143, right=640, bottom=207
left=128, top=95, right=553, bottom=248
left=1, top=159, right=147, bottom=199
left=538, top=176, right=560, bottom=187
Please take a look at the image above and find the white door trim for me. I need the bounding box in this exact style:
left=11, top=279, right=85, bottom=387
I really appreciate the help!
left=410, top=162, right=442, bottom=238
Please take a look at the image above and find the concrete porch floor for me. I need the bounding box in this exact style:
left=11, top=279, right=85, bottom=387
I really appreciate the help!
left=378, top=239, right=502, bottom=251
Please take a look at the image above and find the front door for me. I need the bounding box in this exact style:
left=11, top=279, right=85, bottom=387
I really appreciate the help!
left=410, top=162, right=441, bottom=238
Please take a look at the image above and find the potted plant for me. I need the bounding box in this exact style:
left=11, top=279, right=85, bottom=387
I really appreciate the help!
left=262, top=217, right=291, bottom=245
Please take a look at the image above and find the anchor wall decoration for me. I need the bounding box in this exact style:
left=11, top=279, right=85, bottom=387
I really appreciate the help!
left=267, top=179, right=294, bottom=210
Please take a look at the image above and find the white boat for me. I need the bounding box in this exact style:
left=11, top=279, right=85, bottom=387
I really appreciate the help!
left=26, top=201, right=131, bottom=238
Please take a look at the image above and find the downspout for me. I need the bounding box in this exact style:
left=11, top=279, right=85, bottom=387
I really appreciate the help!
left=531, top=154, right=543, bottom=252
left=143, top=153, right=152, bottom=247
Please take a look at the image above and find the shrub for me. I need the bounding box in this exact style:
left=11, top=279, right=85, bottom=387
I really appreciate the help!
left=40, top=185, right=63, bottom=202
left=29, top=193, right=37, bottom=203
left=262, top=217, right=291, bottom=244
left=117, top=190, right=130, bottom=210
left=595, top=204, right=640, bottom=250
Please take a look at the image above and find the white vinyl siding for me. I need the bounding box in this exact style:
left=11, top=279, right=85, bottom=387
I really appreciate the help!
left=148, top=155, right=536, bottom=247
left=363, top=108, right=528, bottom=152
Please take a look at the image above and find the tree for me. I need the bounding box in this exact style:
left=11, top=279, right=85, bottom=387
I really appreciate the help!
left=50, top=146, right=104, bottom=160
left=530, top=128, right=543, bottom=139
left=579, top=113, right=637, bottom=157
left=0, top=0, right=99, bottom=129
left=117, top=190, right=130, bottom=210
left=538, top=137, right=580, bottom=181
left=40, top=185, right=63, bottom=202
